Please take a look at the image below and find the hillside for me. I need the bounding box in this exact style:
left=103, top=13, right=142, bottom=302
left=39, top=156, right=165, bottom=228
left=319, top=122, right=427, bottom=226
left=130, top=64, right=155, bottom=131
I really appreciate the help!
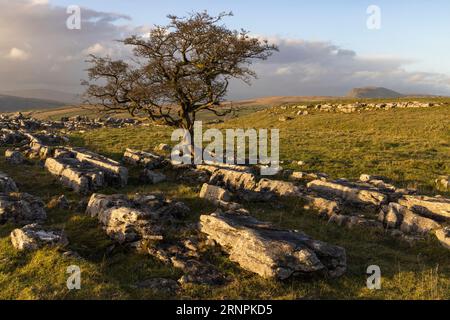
left=0, top=94, right=66, bottom=112
left=347, top=87, right=404, bottom=99
left=0, top=98, right=448, bottom=300
left=1, top=89, right=81, bottom=105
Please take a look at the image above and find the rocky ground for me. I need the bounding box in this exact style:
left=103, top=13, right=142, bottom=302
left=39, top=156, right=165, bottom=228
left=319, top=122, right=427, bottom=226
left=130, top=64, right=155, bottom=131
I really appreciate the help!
left=0, top=99, right=448, bottom=299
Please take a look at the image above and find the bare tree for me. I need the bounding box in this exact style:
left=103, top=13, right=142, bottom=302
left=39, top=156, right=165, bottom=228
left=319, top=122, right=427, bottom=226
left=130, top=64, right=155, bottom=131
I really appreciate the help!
left=83, top=11, right=277, bottom=137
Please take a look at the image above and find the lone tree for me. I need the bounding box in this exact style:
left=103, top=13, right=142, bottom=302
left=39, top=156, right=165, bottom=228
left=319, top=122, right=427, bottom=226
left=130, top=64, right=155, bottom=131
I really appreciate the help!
left=83, top=12, right=277, bottom=136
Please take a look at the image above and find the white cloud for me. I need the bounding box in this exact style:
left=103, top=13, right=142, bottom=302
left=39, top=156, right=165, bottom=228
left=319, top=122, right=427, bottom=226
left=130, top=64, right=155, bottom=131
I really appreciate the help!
left=6, top=47, right=30, bottom=60
left=0, top=1, right=449, bottom=98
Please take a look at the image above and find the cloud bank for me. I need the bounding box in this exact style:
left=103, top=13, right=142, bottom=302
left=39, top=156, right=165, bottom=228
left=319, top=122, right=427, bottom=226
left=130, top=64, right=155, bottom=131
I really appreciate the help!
left=1, top=0, right=450, bottom=98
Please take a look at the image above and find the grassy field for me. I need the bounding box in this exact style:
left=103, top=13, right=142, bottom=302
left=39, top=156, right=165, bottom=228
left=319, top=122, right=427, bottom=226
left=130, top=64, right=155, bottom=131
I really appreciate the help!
left=0, top=98, right=449, bottom=299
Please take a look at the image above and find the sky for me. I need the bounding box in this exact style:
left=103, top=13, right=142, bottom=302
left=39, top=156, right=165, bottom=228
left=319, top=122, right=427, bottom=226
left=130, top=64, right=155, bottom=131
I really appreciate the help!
left=1, top=0, right=450, bottom=99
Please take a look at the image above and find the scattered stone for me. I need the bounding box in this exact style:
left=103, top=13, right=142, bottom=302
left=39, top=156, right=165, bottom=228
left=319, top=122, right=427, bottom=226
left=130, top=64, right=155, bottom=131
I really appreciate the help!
left=10, top=224, right=68, bottom=251
left=45, top=157, right=105, bottom=194
left=302, top=195, right=341, bottom=218
left=278, top=116, right=293, bottom=122
left=86, top=193, right=190, bottom=244
left=0, top=171, right=19, bottom=193
left=435, top=228, right=450, bottom=250
left=69, top=148, right=128, bottom=187
left=209, top=169, right=257, bottom=192
left=398, top=195, right=450, bottom=221
left=379, top=203, right=441, bottom=234
left=123, top=148, right=165, bottom=169
left=256, top=179, right=301, bottom=197
left=200, top=211, right=346, bottom=280
left=307, top=179, right=388, bottom=207
left=199, top=184, right=231, bottom=203
left=140, top=169, right=167, bottom=184
left=47, top=195, right=70, bottom=210
left=329, top=214, right=383, bottom=229
left=148, top=243, right=226, bottom=285
left=135, top=278, right=179, bottom=294
left=5, top=149, right=24, bottom=165
left=155, top=143, right=171, bottom=152
left=0, top=193, right=46, bottom=225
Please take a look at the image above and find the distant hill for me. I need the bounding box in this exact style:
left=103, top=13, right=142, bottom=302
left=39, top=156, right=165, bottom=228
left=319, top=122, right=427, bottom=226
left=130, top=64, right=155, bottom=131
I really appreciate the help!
left=1, top=89, right=81, bottom=105
left=347, top=87, right=404, bottom=99
left=0, top=94, right=66, bottom=112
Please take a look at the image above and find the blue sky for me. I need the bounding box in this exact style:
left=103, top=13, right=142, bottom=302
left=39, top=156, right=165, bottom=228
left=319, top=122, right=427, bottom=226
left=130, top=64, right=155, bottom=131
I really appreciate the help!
left=50, top=0, right=450, bottom=74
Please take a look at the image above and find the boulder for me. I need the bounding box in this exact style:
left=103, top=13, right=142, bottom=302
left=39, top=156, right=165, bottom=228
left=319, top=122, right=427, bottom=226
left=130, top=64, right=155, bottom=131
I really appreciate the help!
left=379, top=202, right=441, bottom=234
left=209, top=169, right=257, bottom=192
left=45, top=157, right=106, bottom=194
left=302, top=195, right=341, bottom=217
left=199, top=184, right=231, bottom=203
left=0, top=171, right=19, bottom=193
left=329, top=214, right=383, bottom=229
left=0, top=192, right=46, bottom=225
left=200, top=211, right=346, bottom=280
left=307, top=179, right=388, bottom=207
left=140, top=169, right=167, bottom=184
left=400, top=209, right=441, bottom=235
left=70, top=147, right=128, bottom=187
left=86, top=193, right=190, bottom=244
left=5, top=149, right=24, bottom=165
left=378, top=203, right=404, bottom=228
left=123, top=148, right=164, bottom=169
left=10, top=224, right=68, bottom=251
left=256, top=179, right=301, bottom=197
left=435, top=228, right=450, bottom=250
left=398, top=195, right=450, bottom=221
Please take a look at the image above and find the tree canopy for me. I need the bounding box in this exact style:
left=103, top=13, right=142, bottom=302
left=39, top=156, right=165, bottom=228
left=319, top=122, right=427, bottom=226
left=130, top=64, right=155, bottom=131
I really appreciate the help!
left=83, top=11, right=278, bottom=132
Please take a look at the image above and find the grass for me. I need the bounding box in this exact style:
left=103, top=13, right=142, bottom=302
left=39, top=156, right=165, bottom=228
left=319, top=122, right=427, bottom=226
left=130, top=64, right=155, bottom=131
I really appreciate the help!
left=0, top=98, right=449, bottom=300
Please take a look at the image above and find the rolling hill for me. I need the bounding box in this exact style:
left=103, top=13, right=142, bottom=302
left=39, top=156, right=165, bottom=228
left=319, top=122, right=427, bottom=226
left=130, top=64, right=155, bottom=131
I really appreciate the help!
left=0, top=94, right=67, bottom=112
left=347, top=87, right=404, bottom=99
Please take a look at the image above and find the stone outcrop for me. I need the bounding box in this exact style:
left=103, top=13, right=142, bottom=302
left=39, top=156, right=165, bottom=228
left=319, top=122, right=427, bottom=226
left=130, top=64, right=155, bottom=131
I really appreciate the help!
left=435, top=228, right=450, bottom=249
left=44, top=157, right=106, bottom=194
left=0, top=171, right=19, bottom=193
left=10, top=224, right=68, bottom=251
left=86, top=193, right=190, bottom=243
left=140, top=169, right=167, bottom=184
left=200, top=211, right=346, bottom=280
left=256, top=179, right=300, bottom=197
left=5, top=149, right=24, bottom=165
left=209, top=169, right=258, bottom=192
left=123, top=148, right=165, bottom=169
left=44, top=148, right=128, bottom=194
left=69, top=148, right=128, bottom=187
left=302, top=195, right=341, bottom=217
left=307, top=179, right=388, bottom=207
left=199, top=184, right=231, bottom=203
left=0, top=193, right=46, bottom=225
left=329, top=214, right=383, bottom=229
left=398, top=195, right=450, bottom=221
left=379, top=202, right=442, bottom=236
left=0, top=129, right=28, bottom=146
